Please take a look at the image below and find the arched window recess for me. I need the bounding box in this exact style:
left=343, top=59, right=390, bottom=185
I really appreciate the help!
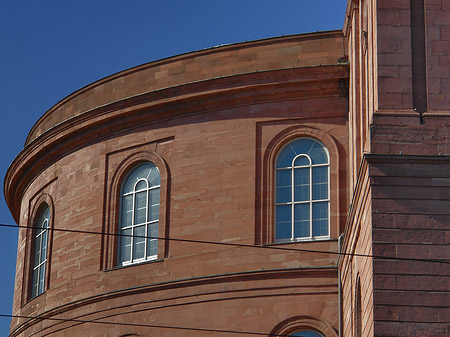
left=31, top=205, right=50, bottom=298
left=118, top=162, right=161, bottom=266
left=275, top=138, right=330, bottom=242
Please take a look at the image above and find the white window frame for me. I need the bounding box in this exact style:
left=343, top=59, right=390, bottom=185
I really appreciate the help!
left=31, top=206, right=50, bottom=298
left=274, top=138, right=330, bottom=242
left=118, top=163, right=160, bottom=266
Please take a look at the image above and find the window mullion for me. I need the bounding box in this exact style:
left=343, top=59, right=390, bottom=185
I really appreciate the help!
left=131, top=190, right=136, bottom=263
left=291, top=166, right=294, bottom=241
left=328, top=164, right=330, bottom=237
left=309, top=164, right=313, bottom=240
left=145, top=186, right=149, bottom=258
left=37, top=230, right=43, bottom=264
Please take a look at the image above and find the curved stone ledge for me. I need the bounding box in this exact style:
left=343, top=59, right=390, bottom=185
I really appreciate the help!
left=25, top=31, right=344, bottom=145
left=5, top=65, right=347, bottom=223
left=10, top=267, right=338, bottom=337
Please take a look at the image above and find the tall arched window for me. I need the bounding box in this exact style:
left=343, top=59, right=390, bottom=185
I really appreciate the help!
left=31, top=205, right=50, bottom=298
left=275, top=138, right=329, bottom=241
left=356, top=278, right=363, bottom=337
left=118, top=162, right=160, bottom=266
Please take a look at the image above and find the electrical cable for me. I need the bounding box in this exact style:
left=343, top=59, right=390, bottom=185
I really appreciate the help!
left=1, top=313, right=292, bottom=336
left=0, top=223, right=449, bottom=264
left=2, top=221, right=449, bottom=335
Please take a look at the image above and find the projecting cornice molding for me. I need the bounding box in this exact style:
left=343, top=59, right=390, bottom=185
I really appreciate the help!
left=26, top=30, right=345, bottom=145
left=4, top=65, right=348, bottom=223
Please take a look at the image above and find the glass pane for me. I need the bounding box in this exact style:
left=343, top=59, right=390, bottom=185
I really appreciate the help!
left=308, top=142, right=328, bottom=164
left=135, top=180, right=147, bottom=191
left=120, top=228, right=132, bottom=263
left=38, top=264, right=46, bottom=294
left=294, top=204, right=310, bottom=238
left=123, top=170, right=139, bottom=193
left=313, top=202, right=328, bottom=236
left=312, top=166, right=328, bottom=200
left=134, top=191, right=147, bottom=225
left=37, top=207, right=50, bottom=232
left=133, top=225, right=146, bottom=260
left=43, top=207, right=50, bottom=221
left=147, top=222, right=158, bottom=257
left=148, top=167, right=161, bottom=187
left=276, top=205, right=291, bottom=240
left=276, top=144, right=297, bottom=168
left=34, top=235, right=41, bottom=267
left=148, top=240, right=158, bottom=257
left=31, top=269, right=39, bottom=298
left=276, top=170, right=291, bottom=203
left=121, top=195, right=133, bottom=228
left=277, top=139, right=328, bottom=167
left=294, top=168, right=309, bottom=202
left=149, top=205, right=159, bottom=222
left=123, top=163, right=157, bottom=193
left=147, top=222, right=158, bottom=239
left=148, top=188, right=160, bottom=221
left=149, top=188, right=160, bottom=205
left=313, top=219, right=328, bottom=237
left=290, top=139, right=315, bottom=157
left=294, top=156, right=310, bottom=166
left=35, top=226, right=42, bottom=237
left=133, top=165, right=148, bottom=182
left=41, top=230, right=48, bottom=263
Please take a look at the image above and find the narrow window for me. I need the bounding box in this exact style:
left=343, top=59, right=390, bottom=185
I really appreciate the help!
left=31, top=205, right=50, bottom=298
left=275, top=138, right=330, bottom=241
left=356, top=279, right=363, bottom=337
left=118, top=163, right=160, bottom=266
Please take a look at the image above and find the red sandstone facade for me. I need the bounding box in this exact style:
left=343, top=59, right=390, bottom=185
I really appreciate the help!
left=4, top=1, right=450, bottom=336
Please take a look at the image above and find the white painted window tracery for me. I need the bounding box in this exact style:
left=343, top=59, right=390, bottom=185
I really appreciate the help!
left=119, top=163, right=160, bottom=265
left=31, top=205, right=50, bottom=298
left=275, top=138, right=330, bottom=241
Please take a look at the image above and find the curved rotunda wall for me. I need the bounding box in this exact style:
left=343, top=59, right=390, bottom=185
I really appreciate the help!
left=7, top=32, right=348, bottom=336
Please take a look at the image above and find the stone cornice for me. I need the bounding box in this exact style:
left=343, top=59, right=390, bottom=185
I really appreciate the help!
left=4, top=65, right=348, bottom=223
left=26, top=31, right=344, bottom=145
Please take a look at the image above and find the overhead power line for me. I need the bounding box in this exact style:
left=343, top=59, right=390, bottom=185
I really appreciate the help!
left=0, top=223, right=449, bottom=264
left=1, top=313, right=292, bottom=336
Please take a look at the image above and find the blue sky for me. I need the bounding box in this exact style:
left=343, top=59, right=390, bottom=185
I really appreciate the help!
left=0, top=1, right=347, bottom=334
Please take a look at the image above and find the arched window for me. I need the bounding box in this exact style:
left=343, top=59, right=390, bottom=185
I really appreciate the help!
left=275, top=138, right=329, bottom=241
left=290, top=331, right=325, bottom=337
left=118, top=162, right=161, bottom=266
left=356, top=278, right=362, bottom=337
left=31, top=205, right=50, bottom=298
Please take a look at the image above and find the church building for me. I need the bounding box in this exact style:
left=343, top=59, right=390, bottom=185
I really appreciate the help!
left=5, top=0, right=449, bottom=336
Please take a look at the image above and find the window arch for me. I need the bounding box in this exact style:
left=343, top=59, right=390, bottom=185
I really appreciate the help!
left=289, top=331, right=325, bottom=337
left=275, top=138, right=330, bottom=241
left=118, top=162, right=161, bottom=266
left=269, top=315, right=337, bottom=337
left=31, top=205, right=50, bottom=298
